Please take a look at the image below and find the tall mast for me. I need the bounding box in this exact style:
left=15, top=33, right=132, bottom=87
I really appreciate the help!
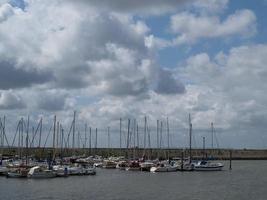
left=167, top=117, right=170, bottom=160
left=60, top=125, right=64, bottom=157
left=107, top=126, right=110, bottom=157
left=84, top=123, right=87, bottom=153
left=38, top=118, right=42, bottom=148
left=26, top=116, right=29, bottom=165
left=95, top=128, right=97, bottom=156
left=89, top=127, right=92, bottom=155
left=119, top=118, right=122, bottom=156
left=160, top=121, right=163, bottom=159
left=21, top=118, right=24, bottom=158
left=72, top=111, right=76, bottom=150
left=136, top=123, right=139, bottom=158
left=157, top=120, right=159, bottom=158
left=18, top=119, right=22, bottom=159
left=52, top=115, right=56, bottom=161
left=143, top=116, right=147, bottom=158
left=202, top=136, right=206, bottom=159
left=133, top=119, right=136, bottom=159
left=0, top=118, right=3, bottom=163
left=211, top=122, right=214, bottom=149
left=126, top=119, right=130, bottom=159
left=189, top=114, right=192, bottom=164
left=56, top=121, right=59, bottom=151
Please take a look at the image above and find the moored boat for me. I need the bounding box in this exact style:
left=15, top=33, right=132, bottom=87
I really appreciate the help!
left=28, top=166, right=56, bottom=178
left=116, top=161, right=128, bottom=170
left=125, top=161, right=140, bottom=171
left=193, top=160, right=224, bottom=171
left=102, top=160, right=117, bottom=169
left=6, top=168, right=29, bottom=178
left=140, top=161, right=155, bottom=171
left=150, top=161, right=178, bottom=172
left=53, top=165, right=69, bottom=177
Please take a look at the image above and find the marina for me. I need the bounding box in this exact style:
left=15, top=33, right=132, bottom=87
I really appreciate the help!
left=0, top=160, right=267, bottom=200
left=0, top=0, right=267, bottom=199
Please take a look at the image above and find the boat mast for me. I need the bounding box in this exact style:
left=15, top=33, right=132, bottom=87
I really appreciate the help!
left=26, top=116, right=30, bottom=166
left=189, top=114, right=192, bottom=164
left=21, top=118, right=24, bottom=159
left=38, top=118, right=42, bottom=148
left=136, top=123, right=139, bottom=158
left=0, top=117, right=3, bottom=163
left=157, top=120, right=159, bottom=159
left=72, top=111, right=76, bottom=154
left=107, top=126, right=110, bottom=157
left=126, top=119, right=130, bottom=159
left=211, top=122, right=214, bottom=149
left=160, top=121, right=163, bottom=160
left=18, top=119, right=21, bottom=159
left=133, top=119, right=136, bottom=159
left=95, top=128, right=97, bottom=156
left=84, top=123, right=87, bottom=154
left=89, top=127, right=92, bottom=155
left=143, top=116, right=147, bottom=159
left=52, top=115, right=56, bottom=161
left=202, top=136, right=206, bottom=160
left=119, top=118, right=122, bottom=156
left=167, top=117, right=170, bottom=160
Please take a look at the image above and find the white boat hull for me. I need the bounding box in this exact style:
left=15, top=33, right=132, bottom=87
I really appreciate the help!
left=150, top=166, right=177, bottom=172
left=194, top=166, right=223, bottom=171
left=125, top=167, right=140, bottom=171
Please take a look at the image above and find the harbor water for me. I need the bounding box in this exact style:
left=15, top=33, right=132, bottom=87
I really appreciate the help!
left=0, top=160, right=267, bottom=200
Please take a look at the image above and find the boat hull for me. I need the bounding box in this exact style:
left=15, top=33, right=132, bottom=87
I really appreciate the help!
left=194, top=166, right=223, bottom=171
left=150, top=166, right=177, bottom=172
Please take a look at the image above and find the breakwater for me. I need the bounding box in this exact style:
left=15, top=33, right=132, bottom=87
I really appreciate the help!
left=2, top=147, right=267, bottom=160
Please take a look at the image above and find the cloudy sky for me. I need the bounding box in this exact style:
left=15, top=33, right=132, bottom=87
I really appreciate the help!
left=0, top=0, right=267, bottom=149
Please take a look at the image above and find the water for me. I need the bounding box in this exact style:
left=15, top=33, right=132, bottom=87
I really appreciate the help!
left=1, top=161, right=267, bottom=200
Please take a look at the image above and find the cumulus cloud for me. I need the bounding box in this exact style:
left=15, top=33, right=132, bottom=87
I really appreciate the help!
left=178, top=44, right=267, bottom=131
left=0, top=3, right=14, bottom=22
left=192, top=0, right=229, bottom=14
left=34, top=90, right=72, bottom=111
left=0, top=1, right=156, bottom=95
left=171, top=9, right=257, bottom=45
left=155, top=68, right=185, bottom=94
left=0, top=60, right=52, bottom=90
left=0, top=90, right=26, bottom=109
left=72, top=0, right=188, bottom=15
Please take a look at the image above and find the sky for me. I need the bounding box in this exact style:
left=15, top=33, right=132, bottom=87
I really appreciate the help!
left=0, top=0, right=267, bottom=149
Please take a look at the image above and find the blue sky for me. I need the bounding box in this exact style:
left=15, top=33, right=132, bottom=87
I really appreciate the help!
left=144, top=0, right=267, bottom=68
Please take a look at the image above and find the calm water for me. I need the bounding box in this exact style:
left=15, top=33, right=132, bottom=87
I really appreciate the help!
left=1, top=161, right=267, bottom=200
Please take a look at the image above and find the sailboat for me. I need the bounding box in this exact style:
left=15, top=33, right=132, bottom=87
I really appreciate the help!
left=125, top=160, right=140, bottom=171
left=193, top=160, right=223, bottom=171
left=28, top=166, right=56, bottom=178
left=6, top=167, right=28, bottom=178
left=116, top=160, right=128, bottom=170
left=193, top=123, right=224, bottom=171
left=150, top=161, right=178, bottom=172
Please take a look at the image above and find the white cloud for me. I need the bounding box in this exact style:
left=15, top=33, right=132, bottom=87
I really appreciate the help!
left=0, top=1, right=265, bottom=148
left=0, top=90, right=26, bottom=109
left=0, top=3, right=14, bottom=22
left=178, top=44, right=267, bottom=132
left=192, top=0, right=229, bottom=14
left=171, top=9, right=256, bottom=45
left=71, top=0, right=188, bottom=15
